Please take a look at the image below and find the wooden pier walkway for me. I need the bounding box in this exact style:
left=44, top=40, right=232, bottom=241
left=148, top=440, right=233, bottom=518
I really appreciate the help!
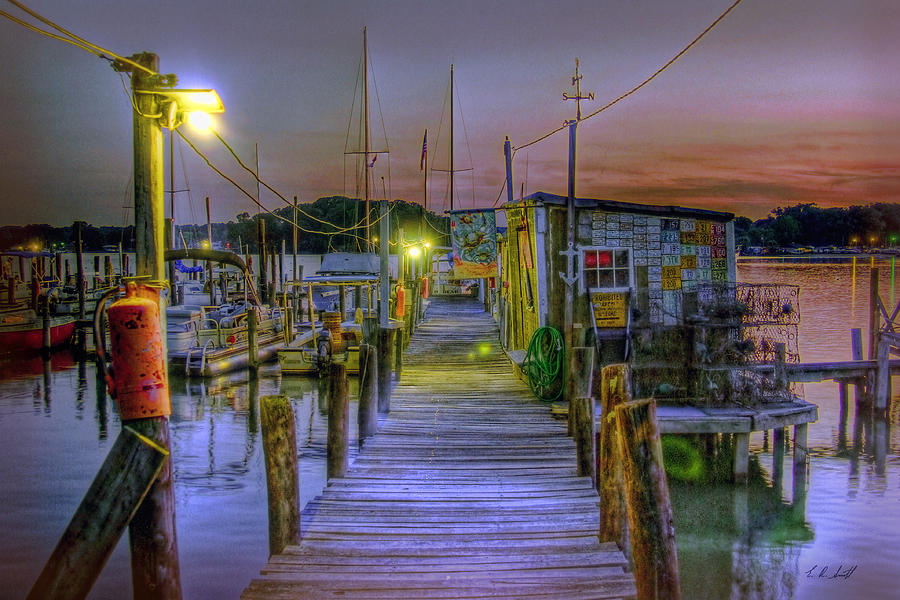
left=243, top=296, right=636, bottom=599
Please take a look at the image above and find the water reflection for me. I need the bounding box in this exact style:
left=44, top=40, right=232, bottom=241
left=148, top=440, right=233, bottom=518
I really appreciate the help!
left=669, top=438, right=815, bottom=599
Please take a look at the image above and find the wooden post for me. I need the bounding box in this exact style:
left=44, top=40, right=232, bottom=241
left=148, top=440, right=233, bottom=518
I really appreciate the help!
left=792, top=423, right=808, bottom=502
left=573, top=396, right=594, bottom=480
left=571, top=347, right=595, bottom=479
left=128, top=52, right=181, bottom=600
left=772, top=428, right=785, bottom=495
left=27, top=427, right=168, bottom=600
left=597, top=364, right=629, bottom=553
left=75, top=221, right=86, bottom=320
left=792, top=423, right=808, bottom=521
left=733, top=432, right=750, bottom=484
left=869, top=267, right=880, bottom=359
left=837, top=383, right=849, bottom=452
left=774, top=342, right=787, bottom=392
left=248, top=306, right=259, bottom=374
left=257, top=219, right=267, bottom=303
left=260, top=395, right=300, bottom=555
left=327, top=362, right=350, bottom=479
left=616, top=398, right=680, bottom=600
left=850, top=328, right=867, bottom=408
left=874, top=335, right=890, bottom=416
left=358, top=343, right=378, bottom=447
left=41, top=295, right=51, bottom=355
left=394, top=325, right=404, bottom=377
left=851, top=327, right=863, bottom=361
left=377, top=327, right=395, bottom=413
left=268, top=247, right=277, bottom=306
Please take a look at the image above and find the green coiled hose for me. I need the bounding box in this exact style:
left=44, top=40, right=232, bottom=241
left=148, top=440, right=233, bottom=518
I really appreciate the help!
left=522, top=326, right=565, bottom=401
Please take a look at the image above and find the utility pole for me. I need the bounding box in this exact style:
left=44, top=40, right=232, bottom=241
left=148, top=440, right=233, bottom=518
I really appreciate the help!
left=125, top=51, right=182, bottom=600
left=561, top=58, right=593, bottom=420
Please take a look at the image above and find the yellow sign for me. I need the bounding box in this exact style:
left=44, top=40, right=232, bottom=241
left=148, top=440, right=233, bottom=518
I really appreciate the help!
left=591, top=292, right=628, bottom=328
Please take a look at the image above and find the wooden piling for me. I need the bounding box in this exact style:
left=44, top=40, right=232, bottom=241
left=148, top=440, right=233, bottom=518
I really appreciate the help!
left=772, top=428, right=785, bottom=494
left=792, top=423, right=808, bottom=498
left=869, top=267, right=880, bottom=359
left=327, top=362, right=350, bottom=479
left=74, top=221, right=86, bottom=320
left=874, top=335, right=891, bottom=415
left=616, top=398, right=680, bottom=600
left=126, top=418, right=180, bottom=600
left=393, top=324, right=406, bottom=379
left=792, top=423, right=809, bottom=521
left=597, top=364, right=629, bottom=552
left=248, top=307, right=259, bottom=374
left=733, top=432, right=750, bottom=484
left=357, top=343, right=378, bottom=447
left=41, top=295, right=51, bottom=355
left=257, top=219, right=267, bottom=303
left=573, top=396, right=594, bottom=480
left=570, top=347, right=595, bottom=479
left=27, top=427, right=168, bottom=600
left=259, top=395, right=300, bottom=555
left=377, top=327, right=395, bottom=414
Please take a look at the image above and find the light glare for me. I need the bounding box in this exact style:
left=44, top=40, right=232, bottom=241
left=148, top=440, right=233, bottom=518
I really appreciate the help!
left=187, top=111, right=213, bottom=130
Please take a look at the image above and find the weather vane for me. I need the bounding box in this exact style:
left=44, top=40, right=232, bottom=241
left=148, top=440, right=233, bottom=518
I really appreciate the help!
left=562, top=58, right=593, bottom=124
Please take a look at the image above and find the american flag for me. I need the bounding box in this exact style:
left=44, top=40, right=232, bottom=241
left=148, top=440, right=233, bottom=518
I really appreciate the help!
left=420, top=129, right=427, bottom=170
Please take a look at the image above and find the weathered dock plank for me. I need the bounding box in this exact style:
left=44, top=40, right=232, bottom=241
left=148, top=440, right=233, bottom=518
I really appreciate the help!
left=243, top=296, right=636, bottom=599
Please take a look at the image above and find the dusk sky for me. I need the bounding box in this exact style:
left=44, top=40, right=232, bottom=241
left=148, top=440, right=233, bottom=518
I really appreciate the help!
left=1, top=0, right=898, bottom=227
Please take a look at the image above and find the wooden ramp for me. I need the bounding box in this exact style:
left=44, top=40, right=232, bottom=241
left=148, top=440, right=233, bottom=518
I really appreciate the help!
left=243, top=296, right=636, bottom=600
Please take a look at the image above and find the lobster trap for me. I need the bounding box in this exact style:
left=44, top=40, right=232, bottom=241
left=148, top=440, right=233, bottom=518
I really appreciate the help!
left=628, top=282, right=801, bottom=406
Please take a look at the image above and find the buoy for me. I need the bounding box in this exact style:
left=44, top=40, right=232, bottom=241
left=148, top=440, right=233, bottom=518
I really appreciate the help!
left=395, top=285, right=406, bottom=318
left=106, top=282, right=170, bottom=420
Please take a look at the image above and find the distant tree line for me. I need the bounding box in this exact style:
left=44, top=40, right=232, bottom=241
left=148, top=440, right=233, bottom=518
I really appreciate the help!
left=734, top=203, right=900, bottom=249
left=0, top=223, right=135, bottom=252
left=12, top=200, right=893, bottom=254
left=0, top=196, right=450, bottom=253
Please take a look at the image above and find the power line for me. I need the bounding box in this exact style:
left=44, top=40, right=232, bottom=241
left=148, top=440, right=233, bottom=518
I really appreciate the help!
left=212, top=129, right=363, bottom=232
left=2, top=0, right=157, bottom=75
left=513, top=0, right=744, bottom=153
left=178, top=127, right=398, bottom=239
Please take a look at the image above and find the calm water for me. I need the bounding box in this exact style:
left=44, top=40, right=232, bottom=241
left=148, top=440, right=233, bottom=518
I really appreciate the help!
left=0, top=259, right=897, bottom=599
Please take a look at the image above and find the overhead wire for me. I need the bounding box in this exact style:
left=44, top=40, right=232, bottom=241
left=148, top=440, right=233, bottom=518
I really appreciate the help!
left=3, top=0, right=157, bottom=75
left=513, top=0, right=744, bottom=154
left=211, top=129, right=362, bottom=232
left=178, top=128, right=399, bottom=241
left=0, top=8, right=104, bottom=58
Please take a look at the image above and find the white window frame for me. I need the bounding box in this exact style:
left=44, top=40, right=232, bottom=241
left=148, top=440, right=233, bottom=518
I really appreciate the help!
left=579, top=246, right=634, bottom=294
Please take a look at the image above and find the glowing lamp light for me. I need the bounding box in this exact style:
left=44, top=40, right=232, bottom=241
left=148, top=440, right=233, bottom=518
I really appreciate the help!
left=407, top=246, right=421, bottom=258
left=187, top=111, right=213, bottom=130
left=136, top=88, right=225, bottom=130
left=423, top=241, right=431, bottom=249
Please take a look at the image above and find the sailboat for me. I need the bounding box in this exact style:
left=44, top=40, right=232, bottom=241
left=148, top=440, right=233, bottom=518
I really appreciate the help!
left=278, top=27, right=386, bottom=377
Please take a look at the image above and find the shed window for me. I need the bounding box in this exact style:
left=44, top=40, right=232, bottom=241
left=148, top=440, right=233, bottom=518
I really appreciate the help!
left=581, top=248, right=632, bottom=292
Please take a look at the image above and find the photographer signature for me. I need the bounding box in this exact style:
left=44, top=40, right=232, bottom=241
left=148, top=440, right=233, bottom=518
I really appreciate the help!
left=805, top=564, right=857, bottom=580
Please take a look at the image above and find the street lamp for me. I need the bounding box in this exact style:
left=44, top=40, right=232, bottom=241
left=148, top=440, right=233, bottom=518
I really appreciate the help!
left=134, top=88, right=225, bottom=130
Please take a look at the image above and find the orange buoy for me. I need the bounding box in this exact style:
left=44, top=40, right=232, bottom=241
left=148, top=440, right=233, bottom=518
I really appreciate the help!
left=395, top=285, right=406, bottom=318
left=106, top=282, right=170, bottom=420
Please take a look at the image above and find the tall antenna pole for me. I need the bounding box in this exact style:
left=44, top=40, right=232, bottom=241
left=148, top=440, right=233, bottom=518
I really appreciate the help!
left=363, top=27, right=371, bottom=250
left=449, top=64, right=454, bottom=212
left=561, top=57, right=593, bottom=427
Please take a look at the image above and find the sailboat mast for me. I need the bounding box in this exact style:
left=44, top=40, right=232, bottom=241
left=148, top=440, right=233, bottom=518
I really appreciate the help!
left=363, top=27, right=371, bottom=250
left=449, top=63, right=454, bottom=212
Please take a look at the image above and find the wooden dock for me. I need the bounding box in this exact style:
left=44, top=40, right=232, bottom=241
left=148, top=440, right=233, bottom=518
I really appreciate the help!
left=243, top=296, right=636, bottom=599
